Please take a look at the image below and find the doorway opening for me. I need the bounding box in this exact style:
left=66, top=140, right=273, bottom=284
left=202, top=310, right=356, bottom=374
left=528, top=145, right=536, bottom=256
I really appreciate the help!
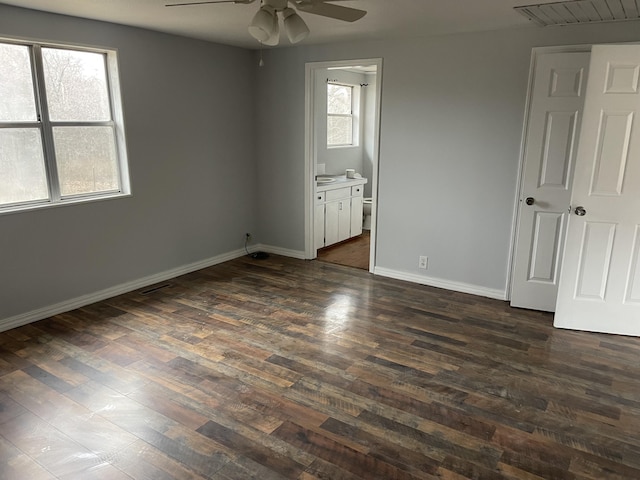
left=317, top=231, right=371, bottom=270
left=304, top=58, right=383, bottom=272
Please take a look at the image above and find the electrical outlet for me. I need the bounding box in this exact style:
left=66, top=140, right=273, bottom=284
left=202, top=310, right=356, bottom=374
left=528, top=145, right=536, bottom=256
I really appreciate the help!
left=419, top=256, right=428, bottom=269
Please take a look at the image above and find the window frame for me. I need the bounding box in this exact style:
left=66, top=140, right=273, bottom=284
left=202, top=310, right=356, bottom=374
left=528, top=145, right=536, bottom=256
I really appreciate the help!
left=0, top=37, right=130, bottom=215
left=326, top=82, right=356, bottom=148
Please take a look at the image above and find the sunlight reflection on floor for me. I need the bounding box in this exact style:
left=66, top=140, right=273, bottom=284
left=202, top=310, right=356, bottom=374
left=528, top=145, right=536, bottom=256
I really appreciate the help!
left=323, top=294, right=354, bottom=334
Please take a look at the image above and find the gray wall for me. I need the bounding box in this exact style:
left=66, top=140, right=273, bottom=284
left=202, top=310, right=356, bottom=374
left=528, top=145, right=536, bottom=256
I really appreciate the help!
left=255, top=24, right=640, bottom=293
left=0, top=5, right=257, bottom=319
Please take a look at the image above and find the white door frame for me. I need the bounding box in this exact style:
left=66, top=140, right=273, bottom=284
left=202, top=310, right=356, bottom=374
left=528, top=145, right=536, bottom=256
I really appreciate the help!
left=304, top=58, right=383, bottom=272
left=507, top=44, right=592, bottom=303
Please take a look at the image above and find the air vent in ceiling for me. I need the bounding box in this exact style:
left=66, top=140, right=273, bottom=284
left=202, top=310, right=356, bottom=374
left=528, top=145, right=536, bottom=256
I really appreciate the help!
left=515, top=0, right=640, bottom=26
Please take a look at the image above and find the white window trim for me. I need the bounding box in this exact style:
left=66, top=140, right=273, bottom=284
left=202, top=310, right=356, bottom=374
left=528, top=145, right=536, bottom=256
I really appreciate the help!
left=0, top=37, right=131, bottom=215
left=327, top=82, right=360, bottom=149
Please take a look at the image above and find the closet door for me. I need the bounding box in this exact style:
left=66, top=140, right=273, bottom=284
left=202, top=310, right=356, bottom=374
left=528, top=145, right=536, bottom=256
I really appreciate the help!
left=555, top=44, right=640, bottom=335
left=511, top=51, right=590, bottom=311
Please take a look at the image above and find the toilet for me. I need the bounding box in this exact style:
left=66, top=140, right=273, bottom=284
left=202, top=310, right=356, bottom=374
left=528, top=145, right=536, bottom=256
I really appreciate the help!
left=363, top=198, right=373, bottom=230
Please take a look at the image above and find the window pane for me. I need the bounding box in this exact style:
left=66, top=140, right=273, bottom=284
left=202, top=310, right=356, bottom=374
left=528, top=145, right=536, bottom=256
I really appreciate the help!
left=43, top=48, right=111, bottom=121
left=327, top=84, right=352, bottom=115
left=328, top=116, right=353, bottom=146
left=0, top=128, right=48, bottom=205
left=53, top=126, right=119, bottom=196
left=0, top=43, right=37, bottom=122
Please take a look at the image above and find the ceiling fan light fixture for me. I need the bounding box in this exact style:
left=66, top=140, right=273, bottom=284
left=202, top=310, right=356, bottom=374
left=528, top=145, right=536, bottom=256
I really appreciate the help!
left=263, top=13, right=280, bottom=46
left=283, top=7, right=309, bottom=44
left=248, top=5, right=276, bottom=42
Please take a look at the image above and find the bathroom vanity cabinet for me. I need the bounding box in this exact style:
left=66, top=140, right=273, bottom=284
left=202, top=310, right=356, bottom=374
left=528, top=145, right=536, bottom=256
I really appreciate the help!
left=315, top=176, right=367, bottom=250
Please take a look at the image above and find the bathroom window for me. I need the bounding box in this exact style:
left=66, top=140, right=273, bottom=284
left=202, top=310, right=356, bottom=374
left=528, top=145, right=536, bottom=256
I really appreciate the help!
left=0, top=39, right=130, bottom=213
left=327, top=83, right=354, bottom=147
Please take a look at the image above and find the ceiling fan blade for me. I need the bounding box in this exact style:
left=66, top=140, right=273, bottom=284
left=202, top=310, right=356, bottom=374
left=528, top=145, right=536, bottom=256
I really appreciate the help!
left=294, top=1, right=366, bottom=22
left=165, top=0, right=254, bottom=7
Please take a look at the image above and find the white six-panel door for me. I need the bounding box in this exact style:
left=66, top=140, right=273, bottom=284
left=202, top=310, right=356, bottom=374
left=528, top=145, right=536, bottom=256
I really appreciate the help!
left=555, top=45, right=640, bottom=335
left=511, top=51, right=590, bottom=311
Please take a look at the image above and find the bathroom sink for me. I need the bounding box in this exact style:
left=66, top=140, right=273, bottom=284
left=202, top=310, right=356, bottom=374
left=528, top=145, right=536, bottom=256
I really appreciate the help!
left=316, top=177, right=336, bottom=184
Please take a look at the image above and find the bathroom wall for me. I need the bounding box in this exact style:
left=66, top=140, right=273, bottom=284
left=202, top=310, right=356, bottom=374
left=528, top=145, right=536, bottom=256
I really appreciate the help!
left=362, top=74, right=377, bottom=197
left=314, top=68, right=367, bottom=176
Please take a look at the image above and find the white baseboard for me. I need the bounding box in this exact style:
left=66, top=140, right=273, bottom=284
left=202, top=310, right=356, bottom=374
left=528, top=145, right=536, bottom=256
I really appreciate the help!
left=256, top=244, right=307, bottom=260
left=0, top=248, right=249, bottom=334
left=1, top=248, right=504, bottom=334
left=374, top=267, right=507, bottom=301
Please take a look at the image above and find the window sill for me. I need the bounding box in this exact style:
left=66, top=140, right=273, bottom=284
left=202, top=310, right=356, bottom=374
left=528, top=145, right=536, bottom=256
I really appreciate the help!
left=328, top=144, right=360, bottom=150
left=0, top=192, right=132, bottom=217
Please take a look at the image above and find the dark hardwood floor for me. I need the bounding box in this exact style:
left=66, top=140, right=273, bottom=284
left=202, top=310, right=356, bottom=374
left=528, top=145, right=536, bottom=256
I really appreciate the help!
left=317, top=231, right=370, bottom=270
left=2, top=255, right=640, bottom=479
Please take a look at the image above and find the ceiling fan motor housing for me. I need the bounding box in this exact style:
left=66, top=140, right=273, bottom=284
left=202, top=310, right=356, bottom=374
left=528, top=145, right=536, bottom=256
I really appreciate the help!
left=264, top=0, right=288, bottom=11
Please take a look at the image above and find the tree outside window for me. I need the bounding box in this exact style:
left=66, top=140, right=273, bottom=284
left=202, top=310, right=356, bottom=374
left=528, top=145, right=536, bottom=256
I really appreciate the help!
left=327, top=83, right=353, bottom=147
left=0, top=41, right=128, bottom=211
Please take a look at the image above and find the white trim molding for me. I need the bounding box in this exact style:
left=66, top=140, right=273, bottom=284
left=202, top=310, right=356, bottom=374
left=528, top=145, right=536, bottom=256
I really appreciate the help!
left=0, top=248, right=250, bottom=333
left=374, top=267, right=507, bottom=301
left=256, top=244, right=306, bottom=260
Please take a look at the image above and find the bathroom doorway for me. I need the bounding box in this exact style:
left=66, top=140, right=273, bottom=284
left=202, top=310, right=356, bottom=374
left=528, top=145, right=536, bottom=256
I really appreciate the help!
left=316, top=231, right=371, bottom=270
left=304, top=58, right=382, bottom=272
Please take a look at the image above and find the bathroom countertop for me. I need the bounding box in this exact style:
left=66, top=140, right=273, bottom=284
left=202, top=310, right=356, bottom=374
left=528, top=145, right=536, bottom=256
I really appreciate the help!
left=316, top=175, right=368, bottom=192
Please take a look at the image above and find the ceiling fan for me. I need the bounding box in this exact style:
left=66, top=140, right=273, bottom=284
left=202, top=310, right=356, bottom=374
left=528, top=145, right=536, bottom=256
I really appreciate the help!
left=165, top=0, right=367, bottom=46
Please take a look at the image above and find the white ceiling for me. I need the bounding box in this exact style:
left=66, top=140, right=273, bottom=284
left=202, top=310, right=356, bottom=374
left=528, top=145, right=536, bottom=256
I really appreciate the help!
left=0, top=0, right=593, bottom=49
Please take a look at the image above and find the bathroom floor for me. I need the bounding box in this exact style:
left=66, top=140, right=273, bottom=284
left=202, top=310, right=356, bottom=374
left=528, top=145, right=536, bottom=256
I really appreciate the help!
left=316, top=231, right=370, bottom=270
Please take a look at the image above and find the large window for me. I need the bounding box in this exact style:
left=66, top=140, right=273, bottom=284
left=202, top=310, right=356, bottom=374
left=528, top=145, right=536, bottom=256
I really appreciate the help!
left=0, top=40, right=129, bottom=212
left=327, top=83, right=354, bottom=147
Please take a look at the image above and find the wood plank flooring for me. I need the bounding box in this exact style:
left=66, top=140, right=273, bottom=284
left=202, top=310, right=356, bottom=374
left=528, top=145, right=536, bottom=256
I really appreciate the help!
left=317, top=231, right=370, bottom=270
left=2, top=255, right=640, bottom=479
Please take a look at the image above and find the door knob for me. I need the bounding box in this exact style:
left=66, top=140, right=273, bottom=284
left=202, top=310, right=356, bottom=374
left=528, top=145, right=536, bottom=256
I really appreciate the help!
left=574, top=206, right=587, bottom=216
left=525, top=197, right=535, bottom=206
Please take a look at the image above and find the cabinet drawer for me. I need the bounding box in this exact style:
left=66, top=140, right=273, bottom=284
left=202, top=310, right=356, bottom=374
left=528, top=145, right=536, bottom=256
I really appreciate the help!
left=351, top=185, right=363, bottom=197
left=325, top=187, right=351, bottom=201
left=315, top=192, right=325, bottom=204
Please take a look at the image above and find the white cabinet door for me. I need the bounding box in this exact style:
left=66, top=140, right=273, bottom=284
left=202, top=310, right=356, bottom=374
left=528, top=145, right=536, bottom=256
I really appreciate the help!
left=337, top=199, right=351, bottom=243
left=325, top=201, right=340, bottom=246
left=325, top=199, right=351, bottom=246
left=511, top=51, right=590, bottom=312
left=350, top=186, right=363, bottom=238
left=315, top=203, right=325, bottom=249
left=555, top=45, right=640, bottom=335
